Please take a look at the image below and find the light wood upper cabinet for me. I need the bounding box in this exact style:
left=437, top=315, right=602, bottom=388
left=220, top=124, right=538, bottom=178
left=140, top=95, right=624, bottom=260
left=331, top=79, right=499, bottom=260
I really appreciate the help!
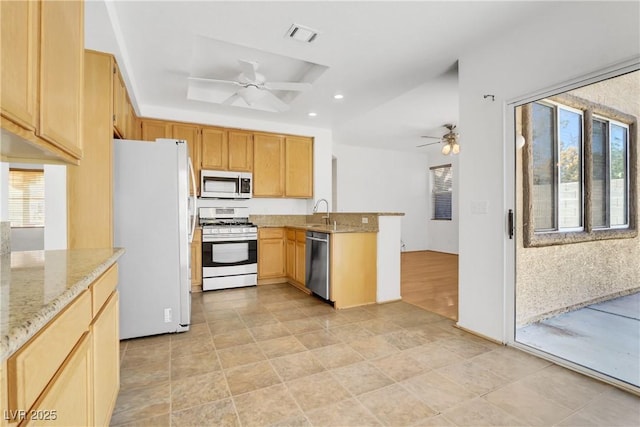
left=68, top=50, right=114, bottom=249
left=140, top=119, right=171, bottom=141
left=0, top=0, right=84, bottom=164
left=0, top=0, right=38, bottom=131
left=173, top=124, right=201, bottom=195
left=253, top=133, right=285, bottom=197
left=228, top=131, right=253, bottom=172
left=38, top=0, right=84, bottom=159
left=285, top=136, right=313, bottom=198
left=201, top=127, right=228, bottom=170
left=113, top=66, right=127, bottom=138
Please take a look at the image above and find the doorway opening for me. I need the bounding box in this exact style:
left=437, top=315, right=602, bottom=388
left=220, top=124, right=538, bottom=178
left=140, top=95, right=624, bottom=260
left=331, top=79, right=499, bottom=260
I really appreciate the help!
left=514, top=70, right=639, bottom=388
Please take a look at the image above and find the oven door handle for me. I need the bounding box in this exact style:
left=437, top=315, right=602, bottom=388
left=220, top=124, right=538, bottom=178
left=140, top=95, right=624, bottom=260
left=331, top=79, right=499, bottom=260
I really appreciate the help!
left=188, top=156, right=197, bottom=243
left=202, top=236, right=257, bottom=243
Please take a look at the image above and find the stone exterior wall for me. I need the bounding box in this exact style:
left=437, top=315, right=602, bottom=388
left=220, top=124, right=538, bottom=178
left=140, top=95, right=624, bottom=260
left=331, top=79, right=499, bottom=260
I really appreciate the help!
left=516, top=71, right=640, bottom=325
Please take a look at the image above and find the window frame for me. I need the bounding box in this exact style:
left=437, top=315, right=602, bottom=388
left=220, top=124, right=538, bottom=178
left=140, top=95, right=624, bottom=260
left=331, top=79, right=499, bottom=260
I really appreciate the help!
left=522, top=93, right=637, bottom=247
left=430, top=163, right=453, bottom=221
left=8, top=168, right=45, bottom=228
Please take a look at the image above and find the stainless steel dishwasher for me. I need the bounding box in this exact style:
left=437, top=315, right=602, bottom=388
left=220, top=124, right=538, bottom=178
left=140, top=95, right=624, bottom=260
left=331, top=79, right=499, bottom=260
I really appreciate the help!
left=305, top=231, right=329, bottom=300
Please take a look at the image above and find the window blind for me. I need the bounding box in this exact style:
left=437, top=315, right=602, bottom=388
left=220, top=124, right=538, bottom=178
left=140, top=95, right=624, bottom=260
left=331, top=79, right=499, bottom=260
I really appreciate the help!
left=431, top=164, right=452, bottom=220
left=9, top=169, right=45, bottom=227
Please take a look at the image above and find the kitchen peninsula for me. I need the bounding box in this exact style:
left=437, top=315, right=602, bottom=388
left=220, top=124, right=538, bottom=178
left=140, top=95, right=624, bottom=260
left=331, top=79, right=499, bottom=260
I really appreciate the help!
left=252, top=212, right=403, bottom=308
left=0, top=248, right=124, bottom=427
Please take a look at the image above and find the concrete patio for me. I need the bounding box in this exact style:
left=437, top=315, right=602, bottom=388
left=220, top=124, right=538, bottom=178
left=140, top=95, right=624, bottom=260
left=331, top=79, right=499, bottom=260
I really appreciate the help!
left=517, top=292, right=640, bottom=387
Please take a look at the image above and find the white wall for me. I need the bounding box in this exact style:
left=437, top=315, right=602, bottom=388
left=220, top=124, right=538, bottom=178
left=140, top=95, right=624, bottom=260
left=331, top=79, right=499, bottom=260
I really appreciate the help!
left=44, top=165, right=67, bottom=249
left=333, top=143, right=429, bottom=251
left=0, top=163, right=8, bottom=221
left=457, top=1, right=640, bottom=342
left=426, top=147, right=459, bottom=254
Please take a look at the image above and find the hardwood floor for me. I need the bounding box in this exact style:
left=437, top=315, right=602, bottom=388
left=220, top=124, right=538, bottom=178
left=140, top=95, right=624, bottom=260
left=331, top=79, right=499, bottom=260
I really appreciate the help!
left=401, top=250, right=458, bottom=321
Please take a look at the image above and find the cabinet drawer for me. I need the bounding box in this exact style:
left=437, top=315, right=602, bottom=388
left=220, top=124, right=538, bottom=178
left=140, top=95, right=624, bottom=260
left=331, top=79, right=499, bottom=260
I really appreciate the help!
left=259, top=228, right=284, bottom=239
left=296, top=230, right=306, bottom=243
left=286, top=229, right=295, bottom=240
left=25, top=332, right=92, bottom=427
left=91, top=264, right=118, bottom=317
left=7, top=290, right=91, bottom=413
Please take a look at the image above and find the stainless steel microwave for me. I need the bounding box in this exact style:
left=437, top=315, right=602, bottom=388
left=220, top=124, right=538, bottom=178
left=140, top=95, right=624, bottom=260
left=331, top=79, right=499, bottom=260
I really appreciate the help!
left=200, top=170, right=252, bottom=199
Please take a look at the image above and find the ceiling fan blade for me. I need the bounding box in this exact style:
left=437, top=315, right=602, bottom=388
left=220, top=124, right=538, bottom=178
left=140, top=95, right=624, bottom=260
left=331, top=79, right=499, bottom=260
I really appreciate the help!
left=238, top=59, right=258, bottom=82
left=188, top=76, right=241, bottom=86
left=263, top=81, right=312, bottom=91
left=416, top=141, right=441, bottom=148
left=221, top=93, right=240, bottom=106
left=261, top=91, right=290, bottom=112
left=420, top=135, right=441, bottom=139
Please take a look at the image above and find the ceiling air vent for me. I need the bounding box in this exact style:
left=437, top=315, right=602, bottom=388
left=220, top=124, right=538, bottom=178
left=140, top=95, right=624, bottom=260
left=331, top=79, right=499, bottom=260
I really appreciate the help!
left=285, top=24, right=319, bottom=43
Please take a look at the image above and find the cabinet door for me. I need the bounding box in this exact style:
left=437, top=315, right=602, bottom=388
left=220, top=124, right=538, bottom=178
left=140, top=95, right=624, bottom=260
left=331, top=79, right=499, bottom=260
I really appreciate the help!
left=26, top=332, right=93, bottom=427
left=92, top=292, right=119, bottom=427
left=201, top=127, right=228, bottom=170
left=38, top=0, right=84, bottom=159
left=253, top=133, right=285, bottom=197
left=0, top=0, right=38, bottom=130
left=258, top=229, right=285, bottom=279
left=112, top=66, right=126, bottom=138
left=286, top=231, right=295, bottom=279
left=68, top=50, right=114, bottom=249
left=140, top=119, right=171, bottom=141
left=228, top=131, right=253, bottom=172
left=190, top=229, right=202, bottom=288
left=295, top=231, right=306, bottom=284
left=285, top=136, right=313, bottom=198
left=173, top=124, right=201, bottom=195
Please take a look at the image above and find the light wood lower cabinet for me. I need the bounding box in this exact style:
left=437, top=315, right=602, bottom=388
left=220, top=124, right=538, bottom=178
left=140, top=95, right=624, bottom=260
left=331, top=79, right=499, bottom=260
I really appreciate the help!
left=330, top=233, right=377, bottom=309
left=25, top=332, right=93, bottom=427
left=92, top=292, right=119, bottom=427
left=3, top=264, right=120, bottom=427
left=191, top=228, right=202, bottom=291
left=257, top=228, right=285, bottom=280
left=284, top=229, right=307, bottom=292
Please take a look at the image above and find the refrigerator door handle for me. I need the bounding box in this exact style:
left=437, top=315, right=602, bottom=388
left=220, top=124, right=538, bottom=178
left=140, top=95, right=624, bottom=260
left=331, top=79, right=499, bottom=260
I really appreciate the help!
left=188, top=156, right=197, bottom=243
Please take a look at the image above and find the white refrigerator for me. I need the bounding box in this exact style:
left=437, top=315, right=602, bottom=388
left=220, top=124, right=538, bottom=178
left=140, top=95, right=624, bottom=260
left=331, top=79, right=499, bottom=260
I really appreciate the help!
left=114, top=138, right=196, bottom=339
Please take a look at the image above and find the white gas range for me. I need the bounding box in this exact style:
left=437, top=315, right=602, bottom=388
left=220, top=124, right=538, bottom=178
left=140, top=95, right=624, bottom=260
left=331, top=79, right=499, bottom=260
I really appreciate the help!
left=199, top=207, right=258, bottom=291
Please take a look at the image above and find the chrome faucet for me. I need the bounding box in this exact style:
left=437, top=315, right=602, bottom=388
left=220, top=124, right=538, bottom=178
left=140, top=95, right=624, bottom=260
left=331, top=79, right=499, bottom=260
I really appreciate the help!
left=313, top=198, right=330, bottom=225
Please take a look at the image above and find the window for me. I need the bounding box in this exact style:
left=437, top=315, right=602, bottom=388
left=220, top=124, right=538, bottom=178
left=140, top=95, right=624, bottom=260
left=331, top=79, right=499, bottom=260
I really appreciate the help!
left=523, top=93, right=636, bottom=247
left=531, top=101, right=584, bottom=232
left=431, top=164, right=452, bottom=220
left=9, top=169, right=45, bottom=227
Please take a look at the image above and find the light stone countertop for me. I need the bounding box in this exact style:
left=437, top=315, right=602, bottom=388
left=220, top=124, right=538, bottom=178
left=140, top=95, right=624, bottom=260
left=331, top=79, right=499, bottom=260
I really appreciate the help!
left=0, top=248, right=125, bottom=360
left=259, top=224, right=377, bottom=234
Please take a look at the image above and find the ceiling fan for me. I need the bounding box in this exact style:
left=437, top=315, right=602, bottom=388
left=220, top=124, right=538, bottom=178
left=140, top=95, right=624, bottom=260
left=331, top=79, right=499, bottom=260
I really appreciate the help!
left=187, top=59, right=311, bottom=112
left=417, top=124, right=460, bottom=155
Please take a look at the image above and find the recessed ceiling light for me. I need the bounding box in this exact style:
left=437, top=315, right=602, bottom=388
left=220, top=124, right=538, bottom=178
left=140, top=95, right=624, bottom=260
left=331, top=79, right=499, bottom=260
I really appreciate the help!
left=286, top=24, right=320, bottom=43
left=333, top=93, right=344, bottom=100
left=308, top=112, right=317, bottom=117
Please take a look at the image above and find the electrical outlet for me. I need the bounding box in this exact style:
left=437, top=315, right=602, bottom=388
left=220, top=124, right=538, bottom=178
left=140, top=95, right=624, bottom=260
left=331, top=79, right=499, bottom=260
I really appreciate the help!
left=362, top=217, right=368, bottom=224
left=164, top=308, right=172, bottom=323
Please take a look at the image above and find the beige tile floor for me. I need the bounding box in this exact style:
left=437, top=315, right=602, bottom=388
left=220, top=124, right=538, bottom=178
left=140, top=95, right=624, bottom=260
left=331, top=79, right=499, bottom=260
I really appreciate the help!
left=111, top=283, right=640, bottom=427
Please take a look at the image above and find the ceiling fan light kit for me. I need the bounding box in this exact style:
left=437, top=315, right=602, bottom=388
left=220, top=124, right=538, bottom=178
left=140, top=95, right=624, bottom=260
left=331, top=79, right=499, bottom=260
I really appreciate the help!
left=419, top=124, right=460, bottom=155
